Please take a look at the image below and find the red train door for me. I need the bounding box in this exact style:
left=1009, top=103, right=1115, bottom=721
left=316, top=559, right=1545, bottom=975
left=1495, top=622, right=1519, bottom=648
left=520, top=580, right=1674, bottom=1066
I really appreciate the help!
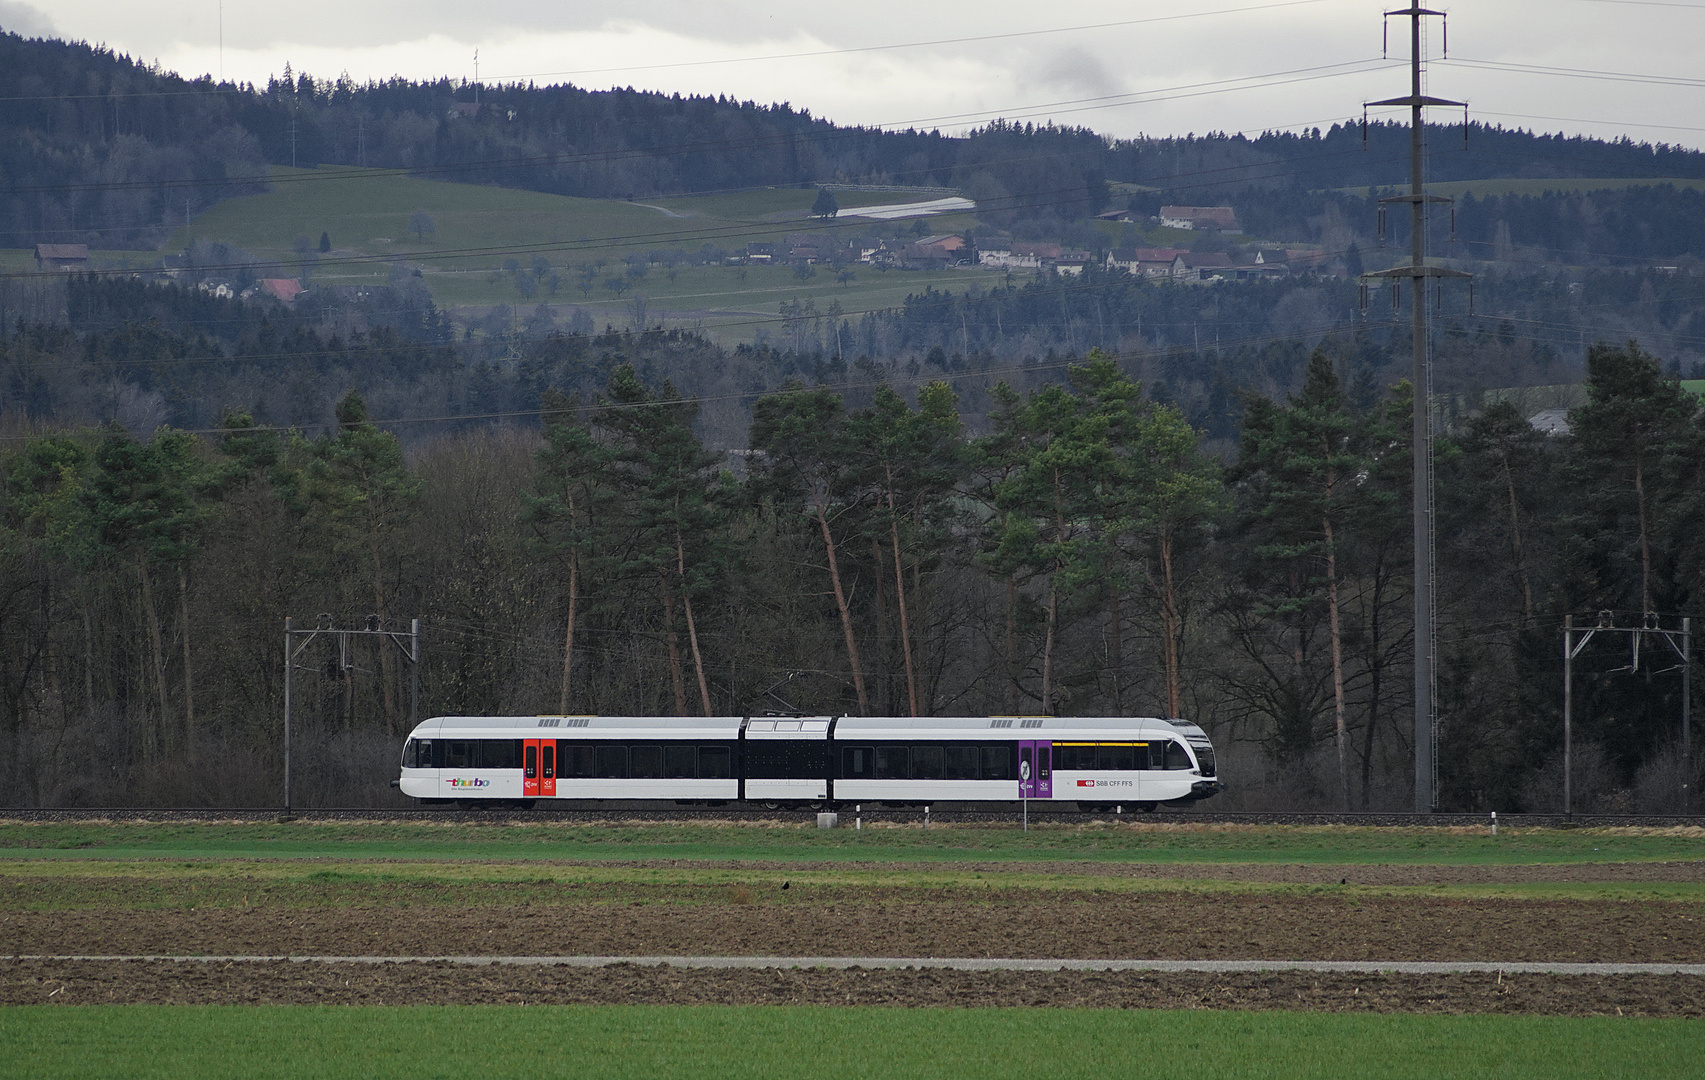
left=541, top=741, right=557, bottom=798
left=523, top=740, right=540, bottom=798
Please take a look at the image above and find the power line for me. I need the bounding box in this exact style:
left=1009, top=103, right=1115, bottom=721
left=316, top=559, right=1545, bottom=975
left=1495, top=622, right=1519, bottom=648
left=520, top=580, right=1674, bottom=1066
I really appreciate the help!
left=1473, top=109, right=1705, bottom=136
left=1442, top=56, right=1705, bottom=90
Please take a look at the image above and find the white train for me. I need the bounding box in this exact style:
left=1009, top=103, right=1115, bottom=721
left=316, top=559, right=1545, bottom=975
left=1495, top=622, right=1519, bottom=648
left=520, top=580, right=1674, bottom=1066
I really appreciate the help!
left=395, top=714, right=1222, bottom=811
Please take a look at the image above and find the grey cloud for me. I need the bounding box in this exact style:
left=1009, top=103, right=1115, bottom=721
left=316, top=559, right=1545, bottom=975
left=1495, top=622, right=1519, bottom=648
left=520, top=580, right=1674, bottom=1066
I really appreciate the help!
left=0, top=0, right=55, bottom=37
left=1033, top=45, right=1123, bottom=100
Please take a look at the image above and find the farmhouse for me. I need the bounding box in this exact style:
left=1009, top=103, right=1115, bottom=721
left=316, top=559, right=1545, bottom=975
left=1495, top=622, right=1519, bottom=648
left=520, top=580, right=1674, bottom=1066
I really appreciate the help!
left=248, top=278, right=305, bottom=304
left=34, top=243, right=89, bottom=271
left=902, top=234, right=969, bottom=269
left=1107, top=247, right=1188, bottom=280
left=1159, top=206, right=1240, bottom=231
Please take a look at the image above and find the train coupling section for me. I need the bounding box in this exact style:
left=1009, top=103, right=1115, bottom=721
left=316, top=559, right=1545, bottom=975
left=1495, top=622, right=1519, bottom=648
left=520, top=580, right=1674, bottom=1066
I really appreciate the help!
left=1191, top=780, right=1224, bottom=800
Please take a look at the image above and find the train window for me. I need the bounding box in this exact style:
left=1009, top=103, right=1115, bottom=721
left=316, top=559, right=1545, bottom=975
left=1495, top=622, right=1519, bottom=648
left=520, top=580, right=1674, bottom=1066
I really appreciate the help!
left=983, top=745, right=1012, bottom=780
left=665, top=745, right=696, bottom=778
left=747, top=741, right=828, bottom=778
left=874, top=746, right=908, bottom=779
left=403, top=739, right=432, bottom=768
left=542, top=744, right=555, bottom=780
left=1133, top=744, right=1151, bottom=771
left=481, top=740, right=522, bottom=769
left=842, top=746, right=873, bottom=779
left=631, top=745, right=663, bottom=778
left=1038, top=746, right=1051, bottom=779
left=560, top=743, right=594, bottom=778
left=1096, top=745, right=1136, bottom=772
left=945, top=745, right=979, bottom=780
left=443, top=741, right=474, bottom=768
left=1164, top=741, right=1194, bottom=770
left=746, top=743, right=785, bottom=778
left=698, top=746, right=732, bottom=778
left=524, top=744, right=537, bottom=779
left=595, top=745, right=628, bottom=778
left=911, top=745, right=945, bottom=779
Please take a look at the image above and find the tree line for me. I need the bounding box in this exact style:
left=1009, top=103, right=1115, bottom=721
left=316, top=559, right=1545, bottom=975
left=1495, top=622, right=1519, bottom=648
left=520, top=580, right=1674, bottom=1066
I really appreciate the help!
left=8, top=269, right=1704, bottom=460
left=2, top=341, right=1700, bottom=810
left=10, top=27, right=1705, bottom=263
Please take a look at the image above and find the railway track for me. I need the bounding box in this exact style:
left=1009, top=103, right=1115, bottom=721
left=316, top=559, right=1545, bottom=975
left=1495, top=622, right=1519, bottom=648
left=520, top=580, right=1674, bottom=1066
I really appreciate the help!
left=4, top=806, right=1703, bottom=827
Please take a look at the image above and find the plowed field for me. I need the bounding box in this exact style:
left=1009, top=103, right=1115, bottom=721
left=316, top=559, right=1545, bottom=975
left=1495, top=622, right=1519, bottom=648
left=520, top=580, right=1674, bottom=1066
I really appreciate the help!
left=5, top=855, right=1703, bottom=1014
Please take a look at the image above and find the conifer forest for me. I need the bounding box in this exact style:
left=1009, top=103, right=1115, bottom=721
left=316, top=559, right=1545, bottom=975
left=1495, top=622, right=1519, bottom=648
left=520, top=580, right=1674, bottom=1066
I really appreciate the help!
left=3, top=307, right=1701, bottom=811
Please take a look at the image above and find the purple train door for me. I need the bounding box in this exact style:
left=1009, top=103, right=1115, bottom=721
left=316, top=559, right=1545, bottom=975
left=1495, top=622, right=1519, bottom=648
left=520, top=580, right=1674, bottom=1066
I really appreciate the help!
left=1019, top=740, right=1053, bottom=799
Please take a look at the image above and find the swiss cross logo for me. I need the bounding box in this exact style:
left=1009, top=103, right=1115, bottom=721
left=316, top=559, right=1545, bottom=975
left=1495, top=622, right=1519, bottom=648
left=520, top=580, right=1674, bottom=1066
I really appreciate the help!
left=1077, top=779, right=1094, bottom=787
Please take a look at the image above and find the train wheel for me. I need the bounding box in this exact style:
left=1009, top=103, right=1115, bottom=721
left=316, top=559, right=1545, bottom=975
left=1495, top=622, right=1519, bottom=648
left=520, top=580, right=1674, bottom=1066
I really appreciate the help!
left=760, top=801, right=781, bottom=811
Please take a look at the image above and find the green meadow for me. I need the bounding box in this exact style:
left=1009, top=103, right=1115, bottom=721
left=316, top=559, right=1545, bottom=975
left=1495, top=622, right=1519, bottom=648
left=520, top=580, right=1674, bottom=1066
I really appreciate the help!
left=159, top=167, right=986, bottom=340
left=1, top=167, right=993, bottom=345
left=2, top=820, right=1700, bottom=867
left=2, top=1006, right=1698, bottom=1080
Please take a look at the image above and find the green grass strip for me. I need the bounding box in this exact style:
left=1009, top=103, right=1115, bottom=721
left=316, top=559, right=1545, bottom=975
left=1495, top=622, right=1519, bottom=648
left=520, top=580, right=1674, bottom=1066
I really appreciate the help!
left=2, top=1005, right=1698, bottom=1080
left=4, top=822, right=1703, bottom=866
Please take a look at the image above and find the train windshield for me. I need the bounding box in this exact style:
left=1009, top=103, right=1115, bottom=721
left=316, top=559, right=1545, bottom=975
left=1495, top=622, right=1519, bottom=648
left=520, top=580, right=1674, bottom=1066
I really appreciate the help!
left=1191, top=743, right=1215, bottom=776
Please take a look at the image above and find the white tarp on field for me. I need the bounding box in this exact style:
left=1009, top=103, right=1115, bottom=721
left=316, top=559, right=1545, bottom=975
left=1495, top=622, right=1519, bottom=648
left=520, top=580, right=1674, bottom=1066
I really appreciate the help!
left=840, top=197, right=975, bottom=220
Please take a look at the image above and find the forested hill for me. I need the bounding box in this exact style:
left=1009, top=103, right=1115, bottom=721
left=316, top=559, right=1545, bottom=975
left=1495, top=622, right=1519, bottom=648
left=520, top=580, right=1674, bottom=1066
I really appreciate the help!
left=9, top=28, right=1705, bottom=251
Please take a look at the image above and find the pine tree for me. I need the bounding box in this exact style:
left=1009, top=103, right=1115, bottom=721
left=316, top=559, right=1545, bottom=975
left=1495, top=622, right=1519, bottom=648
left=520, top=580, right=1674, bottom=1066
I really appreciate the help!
left=749, top=383, right=870, bottom=714
left=847, top=384, right=963, bottom=716
left=1232, top=351, right=1367, bottom=807
left=597, top=365, right=732, bottom=716
left=525, top=389, right=616, bottom=713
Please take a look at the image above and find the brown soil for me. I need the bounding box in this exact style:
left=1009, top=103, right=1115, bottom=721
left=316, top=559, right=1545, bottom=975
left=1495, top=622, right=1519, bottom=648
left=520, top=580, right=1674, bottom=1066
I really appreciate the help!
left=6, top=860, right=1703, bottom=1014
left=4, top=959, right=1701, bottom=1016
left=5, top=892, right=1701, bottom=963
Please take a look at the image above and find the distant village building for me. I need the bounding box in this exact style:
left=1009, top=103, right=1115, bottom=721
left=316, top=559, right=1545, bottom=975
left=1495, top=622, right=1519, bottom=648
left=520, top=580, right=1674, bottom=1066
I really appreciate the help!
left=1051, top=250, right=1094, bottom=276
left=248, top=278, right=304, bottom=304
left=1180, top=251, right=1235, bottom=281
left=902, top=234, right=969, bottom=269
left=34, top=244, right=89, bottom=271
left=980, top=242, right=1061, bottom=270
left=1159, top=206, right=1240, bottom=231
left=1106, top=247, right=1187, bottom=280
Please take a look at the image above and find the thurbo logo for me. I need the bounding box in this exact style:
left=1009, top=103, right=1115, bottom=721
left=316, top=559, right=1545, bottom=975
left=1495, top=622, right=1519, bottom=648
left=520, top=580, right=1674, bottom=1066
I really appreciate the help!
left=447, top=777, right=490, bottom=788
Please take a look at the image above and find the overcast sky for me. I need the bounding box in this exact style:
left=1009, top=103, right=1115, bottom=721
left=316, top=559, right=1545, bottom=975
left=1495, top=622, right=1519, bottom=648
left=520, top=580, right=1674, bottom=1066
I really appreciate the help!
left=10, top=0, right=1704, bottom=150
